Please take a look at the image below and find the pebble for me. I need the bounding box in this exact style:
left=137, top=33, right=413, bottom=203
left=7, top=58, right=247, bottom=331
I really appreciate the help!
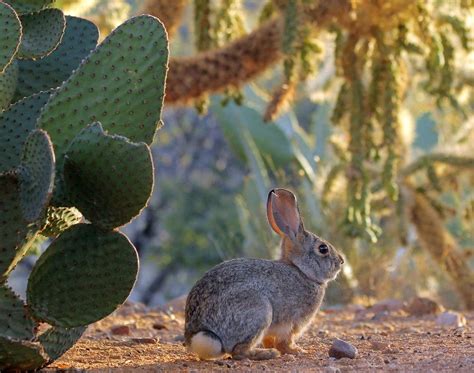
left=436, top=311, right=466, bottom=328
left=110, top=325, right=131, bottom=336
left=324, top=367, right=341, bottom=373
left=370, top=299, right=406, bottom=313
left=152, top=322, right=167, bottom=330
left=132, top=337, right=158, bottom=344
left=406, top=297, right=443, bottom=316
left=328, top=338, right=358, bottom=359
left=370, top=341, right=390, bottom=351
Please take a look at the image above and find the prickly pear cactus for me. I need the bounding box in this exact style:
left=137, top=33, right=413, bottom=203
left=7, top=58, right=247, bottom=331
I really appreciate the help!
left=0, top=0, right=169, bottom=369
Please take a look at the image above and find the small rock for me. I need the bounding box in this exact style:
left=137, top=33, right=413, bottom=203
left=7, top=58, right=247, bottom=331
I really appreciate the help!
left=324, top=367, right=341, bottom=373
left=371, top=311, right=390, bottom=321
left=370, top=341, right=390, bottom=351
left=132, top=337, right=158, bottom=344
left=406, top=297, right=443, bottom=316
left=328, top=338, right=358, bottom=359
left=282, top=354, right=296, bottom=362
left=110, top=325, right=130, bottom=336
left=152, top=322, right=167, bottom=330
left=370, top=299, right=406, bottom=313
left=436, top=311, right=467, bottom=328
left=174, top=334, right=185, bottom=342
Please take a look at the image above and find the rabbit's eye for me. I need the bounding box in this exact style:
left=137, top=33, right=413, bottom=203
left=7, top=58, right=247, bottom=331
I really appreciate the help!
left=318, top=244, right=329, bottom=255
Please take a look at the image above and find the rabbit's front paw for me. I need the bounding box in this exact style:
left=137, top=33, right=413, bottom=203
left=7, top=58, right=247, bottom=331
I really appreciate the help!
left=276, top=342, right=306, bottom=355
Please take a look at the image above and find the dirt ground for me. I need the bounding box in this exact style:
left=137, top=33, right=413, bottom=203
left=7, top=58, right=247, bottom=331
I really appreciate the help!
left=42, top=298, right=473, bottom=372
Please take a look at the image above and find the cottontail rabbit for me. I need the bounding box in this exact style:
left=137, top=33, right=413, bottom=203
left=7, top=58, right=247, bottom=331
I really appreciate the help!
left=185, top=188, right=344, bottom=360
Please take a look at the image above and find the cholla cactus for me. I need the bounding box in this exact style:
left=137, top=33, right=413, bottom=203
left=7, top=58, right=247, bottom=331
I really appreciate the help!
left=0, top=1, right=168, bottom=369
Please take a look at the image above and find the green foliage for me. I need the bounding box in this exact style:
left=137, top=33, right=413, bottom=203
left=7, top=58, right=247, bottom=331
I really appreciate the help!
left=15, top=16, right=98, bottom=99
left=28, top=224, right=139, bottom=327
left=0, top=2, right=21, bottom=73
left=18, top=8, right=65, bottom=59
left=64, top=123, right=153, bottom=229
left=0, top=2, right=169, bottom=368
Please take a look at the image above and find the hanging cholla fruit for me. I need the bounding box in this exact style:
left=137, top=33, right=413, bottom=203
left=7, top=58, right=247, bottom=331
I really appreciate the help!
left=264, top=82, right=295, bottom=122
left=17, top=8, right=66, bottom=60
left=27, top=224, right=139, bottom=327
left=194, top=0, right=213, bottom=51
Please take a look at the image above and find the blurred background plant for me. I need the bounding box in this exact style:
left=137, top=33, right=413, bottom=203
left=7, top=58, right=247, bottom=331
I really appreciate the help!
left=8, top=0, right=473, bottom=310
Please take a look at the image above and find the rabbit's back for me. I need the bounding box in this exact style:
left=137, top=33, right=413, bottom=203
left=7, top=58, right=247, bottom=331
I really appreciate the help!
left=184, top=258, right=325, bottom=352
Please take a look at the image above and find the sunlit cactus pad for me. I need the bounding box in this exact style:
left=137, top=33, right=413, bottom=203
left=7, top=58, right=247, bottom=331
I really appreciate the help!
left=17, top=8, right=65, bottom=60
left=41, top=206, right=82, bottom=237
left=19, top=129, right=55, bottom=222
left=38, top=15, right=169, bottom=164
left=0, top=90, right=52, bottom=173
left=4, top=0, right=55, bottom=15
left=0, top=61, right=18, bottom=111
left=0, top=173, right=39, bottom=281
left=0, top=337, right=46, bottom=371
left=16, top=16, right=98, bottom=99
left=38, top=325, right=86, bottom=361
left=0, top=2, right=21, bottom=72
left=0, top=285, right=36, bottom=340
left=27, top=224, right=139, bottom=327
left=64, top=123, right=153, bottom=229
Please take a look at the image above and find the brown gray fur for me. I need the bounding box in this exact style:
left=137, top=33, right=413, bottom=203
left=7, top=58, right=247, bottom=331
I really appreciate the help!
left=184, top=188, right=344, bottom=360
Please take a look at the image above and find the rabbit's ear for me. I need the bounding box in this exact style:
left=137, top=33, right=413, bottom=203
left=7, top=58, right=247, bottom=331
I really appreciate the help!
left=267, top=188, right=302, bottom=239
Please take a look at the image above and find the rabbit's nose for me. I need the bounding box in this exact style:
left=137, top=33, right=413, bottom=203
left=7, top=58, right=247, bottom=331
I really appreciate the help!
left=338, top=254, right=344, bottom=265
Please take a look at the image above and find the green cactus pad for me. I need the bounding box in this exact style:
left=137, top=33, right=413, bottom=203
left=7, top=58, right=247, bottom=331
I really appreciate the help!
left=16, top=16, right=98, bottom=99
left=41, top=206, right=82, bottom=237
left=0, top=337, right=46, bottom=370
left=38, top=325, right=86, bottom=361
left=0, top=285, right=36, bottom=340
left=38, top=15, right=169, bottom=165
left=0, top=172, right=39, bottom=281
left=0, top=90, right=52, bottom=173
left=0, top=61, right=18, bottom=111
left=64, top=123, right=153, bottom=229
left=27, top=224, right=139, bottom=327
left=18, top=129, right=55, bottom=222
left=4, top=0, right=55, bottom=15
left=0, top=2, right=21, bottom=73
left=18, top=9, right=66, bottom=60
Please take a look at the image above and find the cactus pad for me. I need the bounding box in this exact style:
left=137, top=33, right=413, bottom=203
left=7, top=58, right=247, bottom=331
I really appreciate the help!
left=64, top=123, right=153, bottom=229
left=0, top=2, right=21, bottom=73
left=38, top=15, right=169, bottom=164
left=18, top=8, right=65, bottom=60
left=16, top=16, right=98, bottom=99
left=41, top=206, right=82, bottom=237
left=0, top=285, right=36, bottom=340
left=0, top=61, right=18, bottom=111
left=0, top=337, right=46, bottom=370
left=18, top=130, right=55, bottom=222
left=0, top=90, right=52, bottom=173
left=0, top=173, right=39, bottom=281
left=38, top=325, right=86, bottom=361
left=4, top=0, right=55, bottom=15
left=27, top=224, right=139, bottom=327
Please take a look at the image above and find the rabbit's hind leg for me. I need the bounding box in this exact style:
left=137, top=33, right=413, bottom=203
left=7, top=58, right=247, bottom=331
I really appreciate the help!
left=229, top=299, right=280, bottom=360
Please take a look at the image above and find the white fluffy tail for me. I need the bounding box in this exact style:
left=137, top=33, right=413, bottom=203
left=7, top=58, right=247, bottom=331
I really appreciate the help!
left=188, top=331, right=225, bottom=360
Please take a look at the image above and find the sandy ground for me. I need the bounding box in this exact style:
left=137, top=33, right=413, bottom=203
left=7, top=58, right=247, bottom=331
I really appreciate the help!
left=42, top=299, right=473, bottom=372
